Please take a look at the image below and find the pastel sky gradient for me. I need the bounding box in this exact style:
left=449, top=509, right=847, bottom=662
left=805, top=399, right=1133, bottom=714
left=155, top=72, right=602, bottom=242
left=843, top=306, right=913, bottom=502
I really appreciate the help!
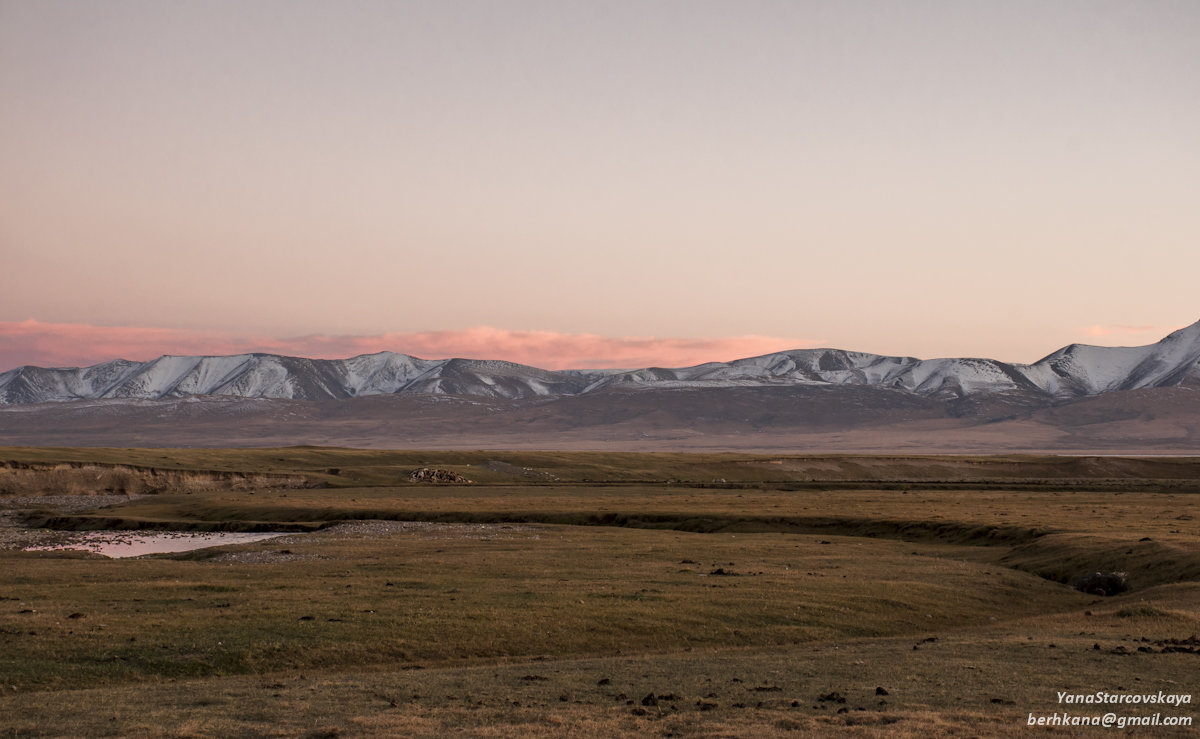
left=2, top=1, right=1198, bottom=370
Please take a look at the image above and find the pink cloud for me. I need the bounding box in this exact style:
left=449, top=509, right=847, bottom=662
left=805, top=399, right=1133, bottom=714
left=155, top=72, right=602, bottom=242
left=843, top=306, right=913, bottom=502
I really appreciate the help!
left=0, top=320, right=815, bottom=371
left=1081, top=324, right=1163, bottom=339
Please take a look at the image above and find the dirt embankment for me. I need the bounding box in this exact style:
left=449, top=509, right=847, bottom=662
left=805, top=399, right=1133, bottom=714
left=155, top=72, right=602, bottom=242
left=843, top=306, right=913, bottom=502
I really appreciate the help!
left=0, top=461, right=320, bottom=496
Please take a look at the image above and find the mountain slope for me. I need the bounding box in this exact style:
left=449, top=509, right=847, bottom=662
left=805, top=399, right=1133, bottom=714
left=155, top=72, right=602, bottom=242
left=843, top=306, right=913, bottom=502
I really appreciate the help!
left=579, top=322, right=1200, bottom=400
left=2, top=321, right=1198, bottom=405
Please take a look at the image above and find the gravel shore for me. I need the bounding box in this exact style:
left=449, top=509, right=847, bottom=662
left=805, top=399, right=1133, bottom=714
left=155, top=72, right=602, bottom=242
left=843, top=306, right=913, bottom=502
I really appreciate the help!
left=0, top=498, right=541, bottom=556
left=0, top=495, right=138, bottom=550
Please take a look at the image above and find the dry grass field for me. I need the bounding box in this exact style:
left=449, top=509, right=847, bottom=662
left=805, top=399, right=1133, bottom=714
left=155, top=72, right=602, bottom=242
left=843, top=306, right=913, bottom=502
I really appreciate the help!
left=1, top=448, right=1198, bottom=737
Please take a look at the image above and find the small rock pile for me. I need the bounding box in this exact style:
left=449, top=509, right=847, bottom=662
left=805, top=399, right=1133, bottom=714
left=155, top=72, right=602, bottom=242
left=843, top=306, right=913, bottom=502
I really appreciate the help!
left=409, top=468, right=472, bottom=484
left=1069, top=571, right=1127, bottom=597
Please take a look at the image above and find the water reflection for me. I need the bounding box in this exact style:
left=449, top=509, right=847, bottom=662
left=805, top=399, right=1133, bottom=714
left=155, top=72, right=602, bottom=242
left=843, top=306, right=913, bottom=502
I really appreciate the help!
left=27, top=531, right=291, bottom=558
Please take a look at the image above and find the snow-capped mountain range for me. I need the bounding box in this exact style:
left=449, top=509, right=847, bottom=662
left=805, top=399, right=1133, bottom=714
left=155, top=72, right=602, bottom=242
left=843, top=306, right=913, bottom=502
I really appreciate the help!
left=3, top=321, right=1198, bottom=406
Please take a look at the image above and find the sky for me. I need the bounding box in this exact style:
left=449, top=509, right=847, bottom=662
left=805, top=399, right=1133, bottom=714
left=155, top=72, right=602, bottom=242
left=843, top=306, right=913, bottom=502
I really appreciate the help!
left=2, top=0, right=1198, bottom=370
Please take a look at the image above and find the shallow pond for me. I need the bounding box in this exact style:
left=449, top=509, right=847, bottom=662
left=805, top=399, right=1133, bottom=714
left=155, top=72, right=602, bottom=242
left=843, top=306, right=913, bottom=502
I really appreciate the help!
left=26, top=531, right=292, bottom=558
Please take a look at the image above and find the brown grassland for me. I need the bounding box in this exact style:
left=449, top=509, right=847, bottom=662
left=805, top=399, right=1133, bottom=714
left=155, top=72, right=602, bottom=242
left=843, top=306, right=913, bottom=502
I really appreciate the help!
left=1, top=448, right=1198, bottom=737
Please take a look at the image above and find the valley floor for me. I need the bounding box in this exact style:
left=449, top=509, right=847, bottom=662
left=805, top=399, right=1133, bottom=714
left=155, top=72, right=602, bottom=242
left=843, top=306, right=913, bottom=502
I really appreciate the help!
left=1, top=449, right=1198, bottom=737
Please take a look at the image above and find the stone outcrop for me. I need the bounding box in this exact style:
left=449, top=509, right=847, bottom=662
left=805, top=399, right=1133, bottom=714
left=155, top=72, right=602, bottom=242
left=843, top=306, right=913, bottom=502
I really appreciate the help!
left=409, top=468, right=472, bottom=484
left=1069, top=571, right=1128, bottom=596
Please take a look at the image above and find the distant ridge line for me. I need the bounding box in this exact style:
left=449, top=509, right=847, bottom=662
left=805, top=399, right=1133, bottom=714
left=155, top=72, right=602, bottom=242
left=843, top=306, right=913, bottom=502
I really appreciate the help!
left=1, top=320, right=1198, bottom=405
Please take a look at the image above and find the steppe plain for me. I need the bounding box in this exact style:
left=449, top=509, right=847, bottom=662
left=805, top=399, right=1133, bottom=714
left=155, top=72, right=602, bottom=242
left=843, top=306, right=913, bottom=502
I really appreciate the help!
left=1, top=448, right=1199, bottom=737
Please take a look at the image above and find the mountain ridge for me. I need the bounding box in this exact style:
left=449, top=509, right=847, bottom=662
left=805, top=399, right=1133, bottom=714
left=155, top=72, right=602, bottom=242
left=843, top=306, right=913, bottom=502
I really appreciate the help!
left=2, top=321, right=1198, bottom=406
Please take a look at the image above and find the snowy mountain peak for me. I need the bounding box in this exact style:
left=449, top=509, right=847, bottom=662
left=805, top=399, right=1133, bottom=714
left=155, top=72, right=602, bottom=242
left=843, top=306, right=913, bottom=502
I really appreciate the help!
left=1161, top=319, right=1200, bottom=344
left=2, top=322, right=1199, bottom=405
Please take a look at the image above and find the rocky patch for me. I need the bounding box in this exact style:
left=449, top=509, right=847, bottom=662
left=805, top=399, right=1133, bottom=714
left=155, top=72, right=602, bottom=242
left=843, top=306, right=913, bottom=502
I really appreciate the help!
left=1069, top=571, right=1127, bottom=597
left=409, top=468, right=472, bottom=484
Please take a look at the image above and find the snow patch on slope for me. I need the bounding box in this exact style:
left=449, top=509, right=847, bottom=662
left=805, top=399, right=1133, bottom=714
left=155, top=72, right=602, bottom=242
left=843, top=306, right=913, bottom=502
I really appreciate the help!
left=2, top=321, right=1198, bottom=404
